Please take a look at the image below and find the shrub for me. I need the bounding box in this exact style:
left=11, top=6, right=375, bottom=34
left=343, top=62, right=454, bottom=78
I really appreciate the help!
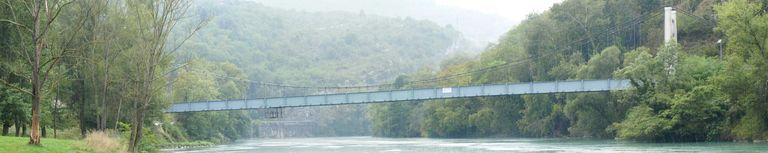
left=84, top=131, right=125, bottom=153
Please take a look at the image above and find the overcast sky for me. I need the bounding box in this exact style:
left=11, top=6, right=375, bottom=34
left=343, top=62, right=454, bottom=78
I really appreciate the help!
left=435, top=0, right=564, bottom=22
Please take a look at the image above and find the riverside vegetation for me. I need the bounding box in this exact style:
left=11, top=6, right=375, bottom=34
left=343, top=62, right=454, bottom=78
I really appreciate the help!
left=2, top=0, right=768, bottom=153
left=369, top=0, right=768, bottom=142
left=1, top=0, right=466, bottom=152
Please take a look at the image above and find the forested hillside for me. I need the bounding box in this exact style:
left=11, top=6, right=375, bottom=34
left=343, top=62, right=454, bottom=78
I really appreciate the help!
left=164, top=0, right=471, bottom=142
left=175, top=0, right=467, bottom=87
left=370, top=0, right=768, bottom=142
left=1, top=0, right=470, bottom=149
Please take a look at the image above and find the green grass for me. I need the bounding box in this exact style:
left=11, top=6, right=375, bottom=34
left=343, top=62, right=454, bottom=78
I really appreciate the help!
left=0, top=136, right=91, bottom=153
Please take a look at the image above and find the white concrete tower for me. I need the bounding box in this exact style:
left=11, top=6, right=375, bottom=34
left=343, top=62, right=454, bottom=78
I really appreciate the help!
left=664, top=7, right=677, bottom=43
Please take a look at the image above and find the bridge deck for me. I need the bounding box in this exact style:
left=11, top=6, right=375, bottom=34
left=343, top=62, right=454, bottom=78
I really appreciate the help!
left=166, top=79, right=631, bottom=113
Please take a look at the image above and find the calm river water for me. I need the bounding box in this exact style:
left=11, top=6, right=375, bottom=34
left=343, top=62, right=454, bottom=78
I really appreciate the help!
left=168, top=137, right=768, bottom=153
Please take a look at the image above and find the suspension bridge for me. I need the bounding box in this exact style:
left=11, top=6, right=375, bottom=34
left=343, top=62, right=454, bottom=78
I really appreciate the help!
left=166, top=79, right=631, bottom=112
left=165, top=7, right=712, bottom=113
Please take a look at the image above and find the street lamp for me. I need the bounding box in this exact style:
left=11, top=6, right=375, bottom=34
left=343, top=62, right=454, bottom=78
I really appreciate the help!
left=717, top=39, right=723, bottom=61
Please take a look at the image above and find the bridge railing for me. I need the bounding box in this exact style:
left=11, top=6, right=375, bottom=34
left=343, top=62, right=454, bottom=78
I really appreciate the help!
left=166, top=79, right=631, bottom=113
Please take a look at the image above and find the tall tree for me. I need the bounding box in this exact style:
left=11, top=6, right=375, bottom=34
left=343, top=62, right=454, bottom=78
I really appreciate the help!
left=0, top=0, right=73, bottom=145
left=124, top=0, right=200, bottom=151
left=714, top=0, right=768, bottom=140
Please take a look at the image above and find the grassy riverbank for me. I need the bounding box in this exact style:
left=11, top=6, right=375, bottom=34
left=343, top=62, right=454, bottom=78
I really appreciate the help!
left=157, top=141, right=215, bottom=149
left=0, top=136, right=90, bottom=153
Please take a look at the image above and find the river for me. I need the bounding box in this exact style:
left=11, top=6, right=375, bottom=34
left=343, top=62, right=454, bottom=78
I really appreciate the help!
left=167, top=137, right=768, bottom=153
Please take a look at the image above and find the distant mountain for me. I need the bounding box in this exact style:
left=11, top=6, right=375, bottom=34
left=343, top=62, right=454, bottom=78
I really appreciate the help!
left=174, top=0, right=469, bottom=87
left=245, top=0, right=517, bottom=52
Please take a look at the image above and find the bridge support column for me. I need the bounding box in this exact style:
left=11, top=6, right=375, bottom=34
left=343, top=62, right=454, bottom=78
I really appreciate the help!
left=664, top=7, right=677, bottom=43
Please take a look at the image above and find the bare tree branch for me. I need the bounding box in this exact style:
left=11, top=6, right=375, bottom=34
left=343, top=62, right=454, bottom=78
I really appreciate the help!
left=39, top=0, right=73, bottom=39
left=167, top=16, right=209, bottom=55
left=0, top=79, right=32, bottom=95
left=0, top=19, right=32, bottom=32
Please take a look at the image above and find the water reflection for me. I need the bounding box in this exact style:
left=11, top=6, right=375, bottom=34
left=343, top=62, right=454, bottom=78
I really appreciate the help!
left=169, top=137, right=768, bottom=153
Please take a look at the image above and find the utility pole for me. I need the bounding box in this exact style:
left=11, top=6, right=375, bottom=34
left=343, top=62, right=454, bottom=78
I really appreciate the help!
left=664, top=7, right=677, bottom=44
left=718, top=39, right=724, bottom=61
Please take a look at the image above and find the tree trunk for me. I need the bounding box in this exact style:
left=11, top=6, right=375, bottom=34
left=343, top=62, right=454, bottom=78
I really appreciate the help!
left=2, top=122, right=10, bottom=136
left=54, top=85, right=59, bottom=138
left=114, top=96, right=123, bottom=130
left=128, top=104, right=146, bottom=152
left=101, top=48, right=110, bottom=131
left=14, top=120, right=20, bottom=137
left=79, top=79, right=87, bottom=138
left=130, top=47, right=156, bottom=152
left=28, top=0, right=43, bottom=145
left=22, top=123, right=27, bottom=137
left=42, top=126, right=46, bottom=138
left=130, top=62, right=155, bottom=152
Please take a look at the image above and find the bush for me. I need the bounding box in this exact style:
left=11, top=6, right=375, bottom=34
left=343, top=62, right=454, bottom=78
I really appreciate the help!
left=84, top=130, right=125, bottom=153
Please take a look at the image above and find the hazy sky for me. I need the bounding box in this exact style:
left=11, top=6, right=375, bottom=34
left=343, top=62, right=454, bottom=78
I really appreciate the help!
left=243, top=0, right=567, bottom=46
left=435, top=0, right=564, bottom=21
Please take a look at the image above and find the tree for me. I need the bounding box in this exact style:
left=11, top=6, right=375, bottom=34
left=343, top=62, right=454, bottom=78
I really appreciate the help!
left=564, top=46, right=624, bottom=138
left=0, top=0, right=73, bottom=144
left=714, top=0, right=768, bottom=140
left=123, top=0, right=199, bottom=151
left=550, top=0, right=609, bottom=57
left=0, top=86, right=30, bottom=136
left=168, top=59, right=256, bottom=143
left=613, top=44, right=727, bottom=141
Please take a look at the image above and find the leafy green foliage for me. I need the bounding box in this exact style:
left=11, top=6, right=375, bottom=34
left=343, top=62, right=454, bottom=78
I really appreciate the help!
left=613, top=105, right=673, bottom=141
left=170, top=59, right=255, bottom=143
left=368, top=0, right=766, bottom=142
left=0, top=0, right=765, bottom=148
left=174, top=0, right=467, bottom=138
left=564, top=46, right=626, bottom=138
left=369, top=101, right=422, bottom=137
left=0, top=86, right=30, bottom=135
left=613, top=44, right=727, bottom=141
left=713, top=0, right=768, bottom=140
left=176, top=0, right=464, bottom=87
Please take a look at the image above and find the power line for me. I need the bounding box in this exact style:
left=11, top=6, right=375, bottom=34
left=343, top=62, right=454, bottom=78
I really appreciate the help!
left=675, top=9, right=717, bottom=26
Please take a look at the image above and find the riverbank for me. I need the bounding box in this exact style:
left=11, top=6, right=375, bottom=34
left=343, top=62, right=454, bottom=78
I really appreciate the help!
left=0, top=136, right=90, bottom=153
left=158, top=141, right=215, bottom=150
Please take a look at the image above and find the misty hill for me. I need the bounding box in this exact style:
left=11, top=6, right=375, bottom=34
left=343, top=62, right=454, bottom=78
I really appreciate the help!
left=246, top=0, right=517, bottom=51
left=175, top=0, right=468, bottom=87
